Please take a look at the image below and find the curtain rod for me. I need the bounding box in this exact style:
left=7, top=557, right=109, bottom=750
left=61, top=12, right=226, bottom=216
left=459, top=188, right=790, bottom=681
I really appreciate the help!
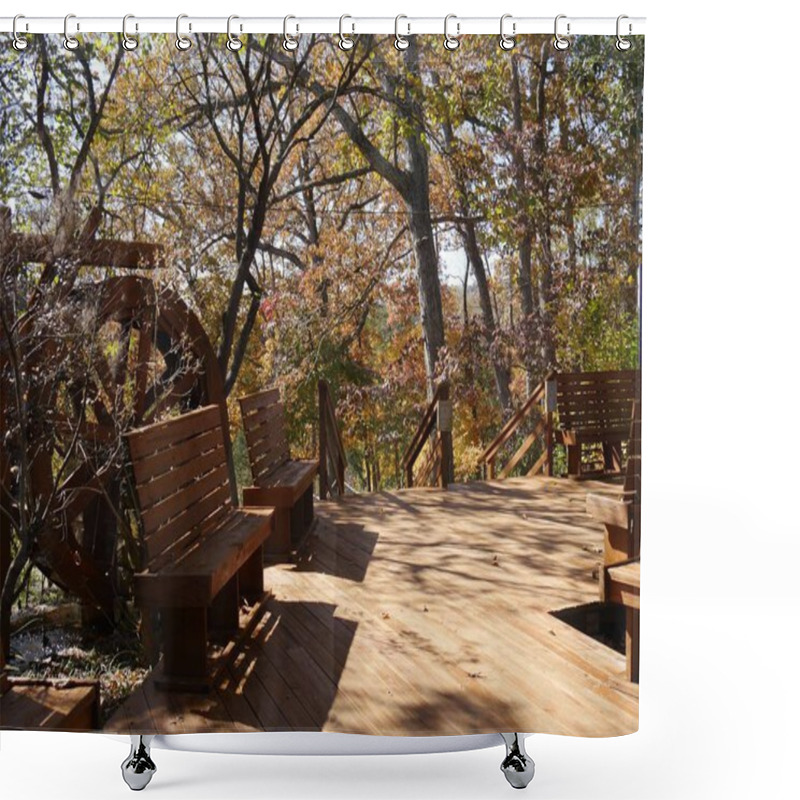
left=0, top=16, right=646, bottom=37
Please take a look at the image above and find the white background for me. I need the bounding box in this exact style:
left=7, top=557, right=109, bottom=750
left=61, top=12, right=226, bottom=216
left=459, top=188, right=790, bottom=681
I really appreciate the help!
left=2, top=1, right=799, bottom=798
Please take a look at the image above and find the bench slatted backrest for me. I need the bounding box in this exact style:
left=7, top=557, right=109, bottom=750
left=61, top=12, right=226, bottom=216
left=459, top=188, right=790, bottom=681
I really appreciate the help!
left=125, top=405, right=233, bottom=572
left=557, top=369, right=640, bottom=438
left=239, top=388, right=290, bottom=486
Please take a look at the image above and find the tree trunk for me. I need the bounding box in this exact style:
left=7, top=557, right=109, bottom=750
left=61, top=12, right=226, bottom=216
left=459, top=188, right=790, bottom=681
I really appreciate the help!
left=511, top=55, right=539, bottom=395
left=406, top=177, right=446, bottom=396
left=462, top=222, right=512, bottom=412
left=438, top=107, right=513, bottom=414
left=532, top=43, right=557, bottom=373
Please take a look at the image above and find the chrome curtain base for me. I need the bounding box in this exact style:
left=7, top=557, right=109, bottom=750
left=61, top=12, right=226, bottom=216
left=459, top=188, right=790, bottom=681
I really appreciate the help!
left=121, top=735, right=157, bottom=791
left=500, top=733, right=535, bottom=789
left=118, top=732, right=532, bottom=790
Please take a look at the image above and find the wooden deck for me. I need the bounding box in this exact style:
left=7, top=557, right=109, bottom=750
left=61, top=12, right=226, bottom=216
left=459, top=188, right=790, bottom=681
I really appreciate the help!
left=105, top=477, right=638, bottom=737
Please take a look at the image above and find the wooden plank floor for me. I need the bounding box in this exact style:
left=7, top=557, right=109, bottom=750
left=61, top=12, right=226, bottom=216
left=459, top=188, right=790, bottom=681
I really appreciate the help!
left=106, top=477, right=637, bottom=737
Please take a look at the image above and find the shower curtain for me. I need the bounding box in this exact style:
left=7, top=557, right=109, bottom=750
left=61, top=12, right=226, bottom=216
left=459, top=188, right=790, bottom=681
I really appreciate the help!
left=0, top=24, right=643, bottom=739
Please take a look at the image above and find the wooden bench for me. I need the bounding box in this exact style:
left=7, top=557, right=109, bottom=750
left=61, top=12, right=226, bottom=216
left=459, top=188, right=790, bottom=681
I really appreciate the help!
left=239, top=388, right=318, bottom=560
left=125, top=405, right=273, bottom=691
left=0, top=678, right=100, bottom=731
left=587, top=400, right=640, bottom=682
left=555, top=369, right=640, bottom=477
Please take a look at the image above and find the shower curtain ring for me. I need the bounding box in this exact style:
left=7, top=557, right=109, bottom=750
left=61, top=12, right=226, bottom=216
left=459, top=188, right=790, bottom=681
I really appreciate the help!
left=499, top=14, right=515, bottom=51
left=227, top=15, right=243, bottom=51
left=339, top=15, right=355, bottom=50
left=616, top=15, right=632, bottom=51
left=63, top=14, right=79, bottom=50
left=553, top=14, right=570, bottom=51
left=175, top=14, right=192, bottom=50
left=394, top=15, right=410, bottom=51
left=283, top=16, right=299, bottom=51
left=12, top=14, right=28, bottom=51
left=443, top=14, right=460, bottom=51
left=122, top=15, right=138, bottom=51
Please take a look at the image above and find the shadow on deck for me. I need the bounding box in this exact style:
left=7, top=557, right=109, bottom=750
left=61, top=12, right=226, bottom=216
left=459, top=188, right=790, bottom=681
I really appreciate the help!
left=105, top=476, right=637, bottom=737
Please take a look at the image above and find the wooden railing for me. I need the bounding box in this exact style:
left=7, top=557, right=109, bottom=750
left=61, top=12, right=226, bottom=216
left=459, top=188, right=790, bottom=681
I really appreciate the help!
left=402, top=381, right=452, bottom=489
left=318, top=379, right=347, bottom=500
left=479, top=376, right=554, bottom=480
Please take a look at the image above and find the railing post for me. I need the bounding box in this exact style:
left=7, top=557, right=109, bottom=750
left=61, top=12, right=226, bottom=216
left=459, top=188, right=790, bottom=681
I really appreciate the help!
left=544, top=373, right=557, bottom=477
left=318, top=380, right=329, bottom=500
left=337, top=453, right=345, bottom=497
left=437, top=383, right=453, bottom=489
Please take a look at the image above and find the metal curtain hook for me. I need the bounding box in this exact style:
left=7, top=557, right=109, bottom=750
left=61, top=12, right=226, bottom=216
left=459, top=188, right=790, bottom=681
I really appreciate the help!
left=63, top=13, right=79, bottom=50
left=553, top=14, right=570, bottom=51
left=339, top=14, right=355, bottom=50
left=122, top=15, right=138, bottom=51
left=499, top=14, right=515, bottom=51
left=12, top=14, right=28, bottom=51
left=444, top=14, right=460, bottom=51
left=394, top=15, right=410, bottom=51
left=616, top=14, right=632, bottom=51
left=176, top=14, right=192, bottom=50
left=227, top=15, right=243, bottom=51
left=283, top=15, right=299, bottom=51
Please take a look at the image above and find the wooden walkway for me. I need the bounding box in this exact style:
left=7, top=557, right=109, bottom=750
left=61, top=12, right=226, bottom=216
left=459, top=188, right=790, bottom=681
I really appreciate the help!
left=105, top=477, right=638, bottom=737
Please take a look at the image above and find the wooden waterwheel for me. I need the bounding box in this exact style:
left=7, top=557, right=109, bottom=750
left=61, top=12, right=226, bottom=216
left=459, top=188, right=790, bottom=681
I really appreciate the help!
left=25, top=275, right=229, bottom=618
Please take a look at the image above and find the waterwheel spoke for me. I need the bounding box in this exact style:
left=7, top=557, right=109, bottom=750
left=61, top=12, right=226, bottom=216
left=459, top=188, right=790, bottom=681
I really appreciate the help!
left=59, top=463, right=107, bottom=525
left=51, top=413, right=117, bottom=445
left=92, top=350, right=122, bottom=412
left=144, top=368, right=200, bottom=424
left=68, top=376, right=115, bottom=430
left=133, top=316, right=154, bottom=421
left=113, top=319, right=133, bottom=395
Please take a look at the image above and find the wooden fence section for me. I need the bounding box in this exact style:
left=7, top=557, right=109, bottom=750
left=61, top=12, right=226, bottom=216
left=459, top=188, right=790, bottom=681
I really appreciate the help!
left=479, top=378, right=553, bottom=480
left=402, top=382, right=452, bottom=489
left=318, top=380, right=346, bottom=500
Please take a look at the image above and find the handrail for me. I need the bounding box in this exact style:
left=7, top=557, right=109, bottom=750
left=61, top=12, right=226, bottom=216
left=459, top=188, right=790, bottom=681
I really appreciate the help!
left=479, top=377, right=554, bottom=480
left=479, top=381, right=545, bottom=465
left=318, top=379, right=347, bottom=499
left=402, top=381, right=451, bottom=489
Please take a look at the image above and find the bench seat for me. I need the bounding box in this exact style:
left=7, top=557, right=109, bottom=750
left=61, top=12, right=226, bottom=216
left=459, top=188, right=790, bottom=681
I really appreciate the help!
left=556, top=426, right=630, bottom=447
left=134, top=508, right=272, bottom=608
left=240, top=389, right=318, bottom=560
left=242, top=459, right=317, bottom=507
left=604, top=558, right=640, bottom=609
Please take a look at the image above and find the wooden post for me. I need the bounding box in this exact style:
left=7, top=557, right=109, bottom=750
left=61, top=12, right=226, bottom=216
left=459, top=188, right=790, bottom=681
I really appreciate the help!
left=544, top=373, right=557, bottom=477
left=437, top=383, right=453, bottom=489
left=405, top=459, right=414, bottom=489
left=318, top=380, right=329, bottom=500
left=627, top=608, right=640, bottom=683
left=337, top=452, right=345, bottom=497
